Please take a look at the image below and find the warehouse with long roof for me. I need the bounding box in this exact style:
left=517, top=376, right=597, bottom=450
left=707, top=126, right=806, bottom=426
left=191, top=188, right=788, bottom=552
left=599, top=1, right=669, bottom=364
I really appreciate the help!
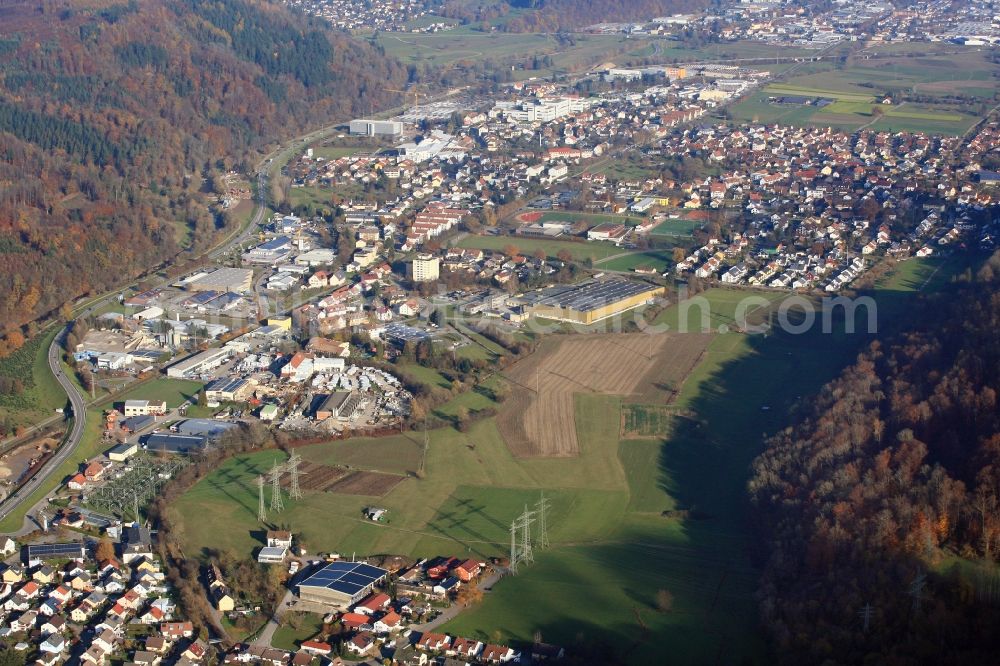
left=522, top=278, right=665, bottom=325
left=297, top=561, right=388, bottom=609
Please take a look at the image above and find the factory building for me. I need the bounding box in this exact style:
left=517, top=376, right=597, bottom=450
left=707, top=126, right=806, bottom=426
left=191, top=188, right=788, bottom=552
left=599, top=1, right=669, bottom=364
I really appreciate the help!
left=297, top=561, right=388, bottom=609
left=185, top=268, right=254, bottom=293
left=522, top=279, right=665, bottom=325
left=349, top=119, right=403, bottom=137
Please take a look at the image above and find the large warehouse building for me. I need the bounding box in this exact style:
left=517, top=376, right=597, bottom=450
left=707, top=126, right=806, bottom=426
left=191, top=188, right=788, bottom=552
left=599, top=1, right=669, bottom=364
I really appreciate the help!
left=349, top=119, right=403, bottom=137
left=297, top=561, right=388, bottom=609
left=523, top=278, right=666, bottom=325
left=186, top=268, right=254, bottom=293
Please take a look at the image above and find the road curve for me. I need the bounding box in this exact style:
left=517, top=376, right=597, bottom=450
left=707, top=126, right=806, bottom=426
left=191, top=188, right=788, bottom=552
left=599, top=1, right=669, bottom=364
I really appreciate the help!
left=0, top=326, right=87, bottom=531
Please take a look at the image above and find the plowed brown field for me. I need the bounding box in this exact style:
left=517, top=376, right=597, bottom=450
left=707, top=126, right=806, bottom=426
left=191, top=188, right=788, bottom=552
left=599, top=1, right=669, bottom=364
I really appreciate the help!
left=497, top=332, right=711, bottom=457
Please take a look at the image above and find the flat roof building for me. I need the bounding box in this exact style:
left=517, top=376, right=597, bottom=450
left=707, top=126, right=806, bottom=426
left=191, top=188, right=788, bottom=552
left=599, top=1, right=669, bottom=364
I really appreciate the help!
left=166, top=347, right=233, bottom=378
left=349, top=119, right=403, bottom=137
left=107, top=442, right=139, bottom=462
left=297, top=561, right=388, bottom=609
left=186, top=268, right=254, bottom=293
left=523, top=279, right=665, bottom=325
left=407, top=254, right=440, bottom=283
left=142, top=433, right=207, bottom=455
left=26, top=542, right=87, bottom=562
left=204, top=376, right=250, bottom=402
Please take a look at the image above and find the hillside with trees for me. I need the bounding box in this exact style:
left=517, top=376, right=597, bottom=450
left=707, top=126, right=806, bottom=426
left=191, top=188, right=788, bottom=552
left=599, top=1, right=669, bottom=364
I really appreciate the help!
left=0, top=0, right=408, bottom=353
left=749, top=254, right=1000, bottom=665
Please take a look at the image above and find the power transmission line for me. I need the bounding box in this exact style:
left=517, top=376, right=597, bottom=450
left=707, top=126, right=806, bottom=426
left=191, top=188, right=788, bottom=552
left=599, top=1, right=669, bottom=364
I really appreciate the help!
left=509, top=517, right=519, bottom=575
left=269, top=461, right=284, bottom=513
left=859, top=603, right=873, bottom=633
left=520, top=504, right=535, bottom=566
left=287, top=453, right=303, bottom=500
left=257, top=475, right=267, bottom=523
left=908, top=573, right=926, bottom=614
left=535, top=492, right=550, bottom=550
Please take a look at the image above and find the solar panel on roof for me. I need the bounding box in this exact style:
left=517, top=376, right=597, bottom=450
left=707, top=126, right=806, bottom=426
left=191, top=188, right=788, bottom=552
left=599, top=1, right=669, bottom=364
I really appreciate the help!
left=27, top=543, right=86, bottom=558
left=299, top=560, right=387, bottom=595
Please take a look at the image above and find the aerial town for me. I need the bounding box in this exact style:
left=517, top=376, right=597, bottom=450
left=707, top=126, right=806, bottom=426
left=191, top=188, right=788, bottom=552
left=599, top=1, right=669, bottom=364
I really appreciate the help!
left=3, top=0, right=1000, bottom=664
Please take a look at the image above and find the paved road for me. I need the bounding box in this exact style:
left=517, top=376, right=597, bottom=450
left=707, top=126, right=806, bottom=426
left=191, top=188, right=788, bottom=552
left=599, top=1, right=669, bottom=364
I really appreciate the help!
left=252, top=589, right=295, bottom=648
left=0, top=326, right=86, bottom=532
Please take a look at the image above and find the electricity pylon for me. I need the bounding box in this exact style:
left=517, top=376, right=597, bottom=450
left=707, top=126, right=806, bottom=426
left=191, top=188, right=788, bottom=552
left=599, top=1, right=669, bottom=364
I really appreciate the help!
left=269, top=461, right=284, bottom=513
left=535, top=492, right=550, bottom=550
left=257, top=475, right=267, bottom=522
left=287, top=453, right=303, bottom=500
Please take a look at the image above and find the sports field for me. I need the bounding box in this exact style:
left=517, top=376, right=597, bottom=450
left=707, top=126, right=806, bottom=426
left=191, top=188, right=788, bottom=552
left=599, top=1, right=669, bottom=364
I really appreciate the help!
left=651, top=218, right=705, bottom=237
left=596, top=250, right=673, bottom=273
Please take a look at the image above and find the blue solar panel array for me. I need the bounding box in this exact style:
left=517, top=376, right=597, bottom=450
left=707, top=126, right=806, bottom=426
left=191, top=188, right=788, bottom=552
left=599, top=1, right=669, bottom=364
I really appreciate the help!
left=26, top=542, right=87, bottom=559
left=299, top=561, right=387, bottom=598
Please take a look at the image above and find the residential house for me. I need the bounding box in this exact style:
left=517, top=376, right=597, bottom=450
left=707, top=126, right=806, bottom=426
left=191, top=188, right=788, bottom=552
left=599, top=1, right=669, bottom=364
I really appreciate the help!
left=354, top=592, right=390, bottom=616
left=345, top=633, right=375, bottom=657
left=39, top=634, right=66, bottom=655
left=480, top=644, right=517, bottom=663
left=161, top=621, right=194, bottom=640
left=451, top=638, right=483, bottom=660
left=417, top=633, right=451, bottom=652
left=373, top=611, right=401, bottom=634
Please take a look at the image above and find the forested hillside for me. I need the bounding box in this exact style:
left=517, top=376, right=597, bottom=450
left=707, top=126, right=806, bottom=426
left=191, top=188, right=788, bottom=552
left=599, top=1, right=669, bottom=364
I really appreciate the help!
left=0, top=0, right=408, bottom=353
left=750, top=254, right=1000, bottom=665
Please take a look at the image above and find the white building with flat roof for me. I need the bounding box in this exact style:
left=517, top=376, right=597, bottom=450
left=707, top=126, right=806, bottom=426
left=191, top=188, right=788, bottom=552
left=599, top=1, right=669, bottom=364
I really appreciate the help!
left=350, top=119, right=403, bottom=137
left=166, top=347, right=233, bottom=378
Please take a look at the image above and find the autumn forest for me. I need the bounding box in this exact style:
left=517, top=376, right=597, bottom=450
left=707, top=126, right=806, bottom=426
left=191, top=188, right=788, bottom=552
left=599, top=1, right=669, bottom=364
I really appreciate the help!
left=0, top=0, right=409, bottom=353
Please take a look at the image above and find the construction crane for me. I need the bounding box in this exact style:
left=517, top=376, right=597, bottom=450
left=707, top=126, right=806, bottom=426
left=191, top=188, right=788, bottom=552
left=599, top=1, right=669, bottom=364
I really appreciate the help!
left=386, top=86, right=426, bottom=109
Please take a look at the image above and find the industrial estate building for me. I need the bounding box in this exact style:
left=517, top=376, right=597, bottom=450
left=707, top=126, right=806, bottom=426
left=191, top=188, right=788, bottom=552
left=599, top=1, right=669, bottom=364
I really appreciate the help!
left=297, top=561, right=388, bottom=609
left=166, top=347, right=233, bottom=378
left=522, top=279, right=665, bottom=325
left=184, top=268, right=254, bottom=293
left=315, top=391, right=362, bottom=421
left=349, top=119, right=403, bottom=137
left=122, top=400, right=168, bottom=417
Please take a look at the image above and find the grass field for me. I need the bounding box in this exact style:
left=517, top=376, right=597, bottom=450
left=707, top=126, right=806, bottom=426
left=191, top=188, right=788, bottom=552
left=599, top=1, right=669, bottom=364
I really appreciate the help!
left=456, top=235, right=622, bottom=263
left=271, top=613, right=325, bottom=651
left=596, top=250, right=672, bottom=273
left=651, top=218, right=705, bottom=237
left=288, top=186, right=337, bottom=212
left=111, top=378, right=203, bottom=409
left=729, top=51, right=996, bottom=135
left=652, top=288, right=787, bottom=333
